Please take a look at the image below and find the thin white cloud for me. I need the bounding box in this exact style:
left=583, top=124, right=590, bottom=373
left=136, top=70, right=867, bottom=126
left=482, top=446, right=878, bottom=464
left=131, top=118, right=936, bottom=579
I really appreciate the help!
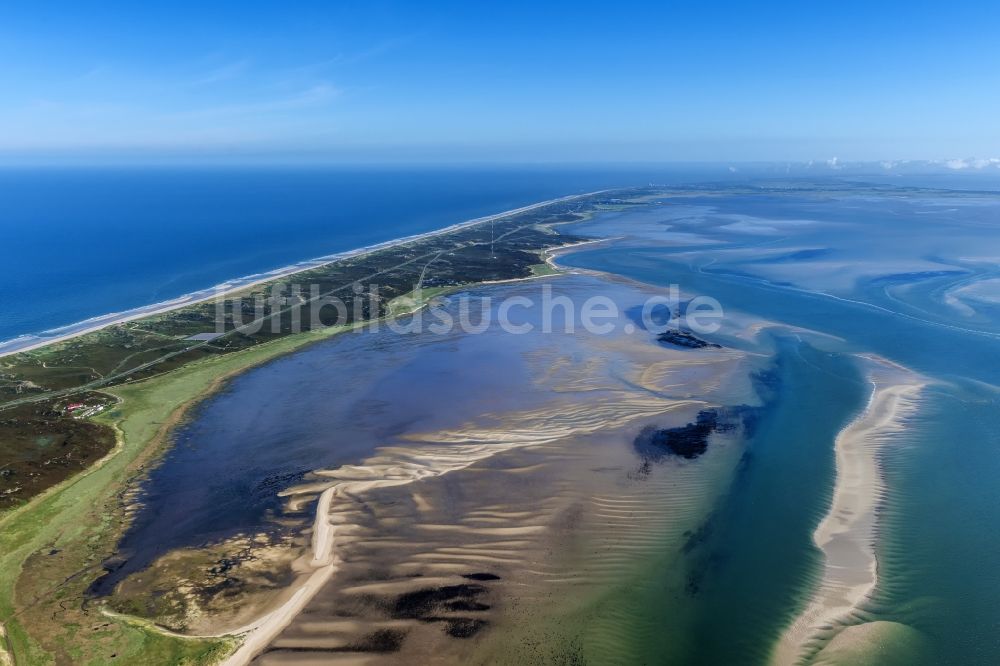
left=76, top=65, right=110, bottom=82
left=165, top=83, right=340, bottom=120
left=285, top=37, right=412, bottom=78
left=943, top=157, right=1000, bottom=170
left=192, top=59, right=251, bottom=86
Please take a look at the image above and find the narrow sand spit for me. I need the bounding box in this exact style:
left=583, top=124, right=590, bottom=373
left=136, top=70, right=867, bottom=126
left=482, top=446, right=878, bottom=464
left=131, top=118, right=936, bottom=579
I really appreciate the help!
left=770, top=358, right=924, bottom=665
left=0, top=191, right=607, bottom=359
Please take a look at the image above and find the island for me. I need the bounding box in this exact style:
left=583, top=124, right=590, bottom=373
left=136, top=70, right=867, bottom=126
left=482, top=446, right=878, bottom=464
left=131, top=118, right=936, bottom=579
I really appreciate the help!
left=0, top=190, right=642, bottom=665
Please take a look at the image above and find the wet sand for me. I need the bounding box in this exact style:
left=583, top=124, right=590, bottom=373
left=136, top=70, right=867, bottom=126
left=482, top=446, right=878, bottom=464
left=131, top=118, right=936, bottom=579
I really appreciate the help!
left=103, top=242, right=868, bottom=665
left=241, top=406, right=744, bottom=664
left=207, top=276, right=757, bottom=664
left=771, top=358, right=925, bottom=665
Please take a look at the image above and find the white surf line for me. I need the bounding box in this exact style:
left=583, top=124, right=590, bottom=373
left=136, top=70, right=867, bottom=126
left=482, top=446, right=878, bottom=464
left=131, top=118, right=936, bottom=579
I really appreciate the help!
left=770, top=359, right=925, bottom=665
left=0, top=190, right=612, bottom=360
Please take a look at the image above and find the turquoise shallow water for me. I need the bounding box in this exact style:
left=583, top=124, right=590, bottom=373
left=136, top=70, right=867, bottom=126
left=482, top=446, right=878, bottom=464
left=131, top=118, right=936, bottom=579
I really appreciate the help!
left=559, top=181, right=1000, bottom=663
left=865, top=382, right=1000, bottom=664
left=587, top=336, right=867, bottom=665
left=679, top=339, right=865, bottom=664
left=90, top=178, right=1000, bottom=663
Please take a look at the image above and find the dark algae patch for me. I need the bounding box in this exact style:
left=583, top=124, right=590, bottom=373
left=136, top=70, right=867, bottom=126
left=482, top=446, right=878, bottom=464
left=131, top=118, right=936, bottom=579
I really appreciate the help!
left=388, top=580, right=496, bottom=640
left=392, top=583, right=489, bottom=619
left=656, top=329, right=722, bottom=349
left=674, top=339, right=866, bottom=664
left=462, top=572, right=501, bottom=581
left=259, top=574, right=502, bottom=660
left=635, top=408, right=748, bottom=461
left=636, top=410, right=717, bottom=460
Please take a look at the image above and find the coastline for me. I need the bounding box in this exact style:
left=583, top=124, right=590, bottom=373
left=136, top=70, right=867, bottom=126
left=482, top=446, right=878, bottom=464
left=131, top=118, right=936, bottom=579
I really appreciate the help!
left=8, top=180, right=998, bottom=665
left=0, top=190, right=608, bottom=359
left=212, top=276, right=731, bottom=663
left=0, top=337, right=299, bottom=664
left=0, top=191, right=627, bottom=665
left=771, top=357, right=924, bottom=665
left=0, top=190, right=624, bottom=663
left=208, top=241, right=623, bottom=664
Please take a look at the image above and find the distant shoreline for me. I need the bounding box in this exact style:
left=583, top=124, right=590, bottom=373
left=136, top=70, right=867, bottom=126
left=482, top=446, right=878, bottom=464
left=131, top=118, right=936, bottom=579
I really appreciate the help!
left=0, top=190, right=607, bottom=359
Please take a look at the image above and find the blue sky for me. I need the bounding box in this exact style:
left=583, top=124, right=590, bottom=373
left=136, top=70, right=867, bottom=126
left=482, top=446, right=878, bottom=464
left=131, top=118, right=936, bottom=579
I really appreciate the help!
left=2, top=1, right=998, bottom=163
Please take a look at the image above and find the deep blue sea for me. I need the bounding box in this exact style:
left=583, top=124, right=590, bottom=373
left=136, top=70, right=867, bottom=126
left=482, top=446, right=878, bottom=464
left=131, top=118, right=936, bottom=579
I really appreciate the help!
left=0, top=165, right=729, bottom=342
left=5, top=166, right=998, bottom=344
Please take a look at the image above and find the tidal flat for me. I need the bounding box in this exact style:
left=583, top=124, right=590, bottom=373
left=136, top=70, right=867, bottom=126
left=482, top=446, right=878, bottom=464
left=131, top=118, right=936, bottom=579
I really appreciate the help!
left=4, top=181, right=1000, bottom=665
left=559, top=185, right=1000, bottom=664
left=96, top=267, right=875, bottom=665
left=117, top=275, right=768, bottom=664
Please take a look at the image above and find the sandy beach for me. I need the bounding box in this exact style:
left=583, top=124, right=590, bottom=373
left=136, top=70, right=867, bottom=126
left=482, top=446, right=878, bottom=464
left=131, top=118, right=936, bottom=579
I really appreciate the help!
left=771, top=358, right=925, bottom=665
left=0, top=191, right=607, bottom=360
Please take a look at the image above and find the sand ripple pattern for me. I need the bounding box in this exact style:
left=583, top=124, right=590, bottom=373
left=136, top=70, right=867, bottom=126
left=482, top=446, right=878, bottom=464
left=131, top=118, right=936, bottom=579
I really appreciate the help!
left=219, top=277, right=754, bottom=664
left=772, top=359, right=925, bottom=665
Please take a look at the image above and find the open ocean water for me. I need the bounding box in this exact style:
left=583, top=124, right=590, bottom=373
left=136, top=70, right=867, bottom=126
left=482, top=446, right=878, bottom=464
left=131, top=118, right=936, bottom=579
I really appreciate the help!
left=0, top=165, right=735, bottom=343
